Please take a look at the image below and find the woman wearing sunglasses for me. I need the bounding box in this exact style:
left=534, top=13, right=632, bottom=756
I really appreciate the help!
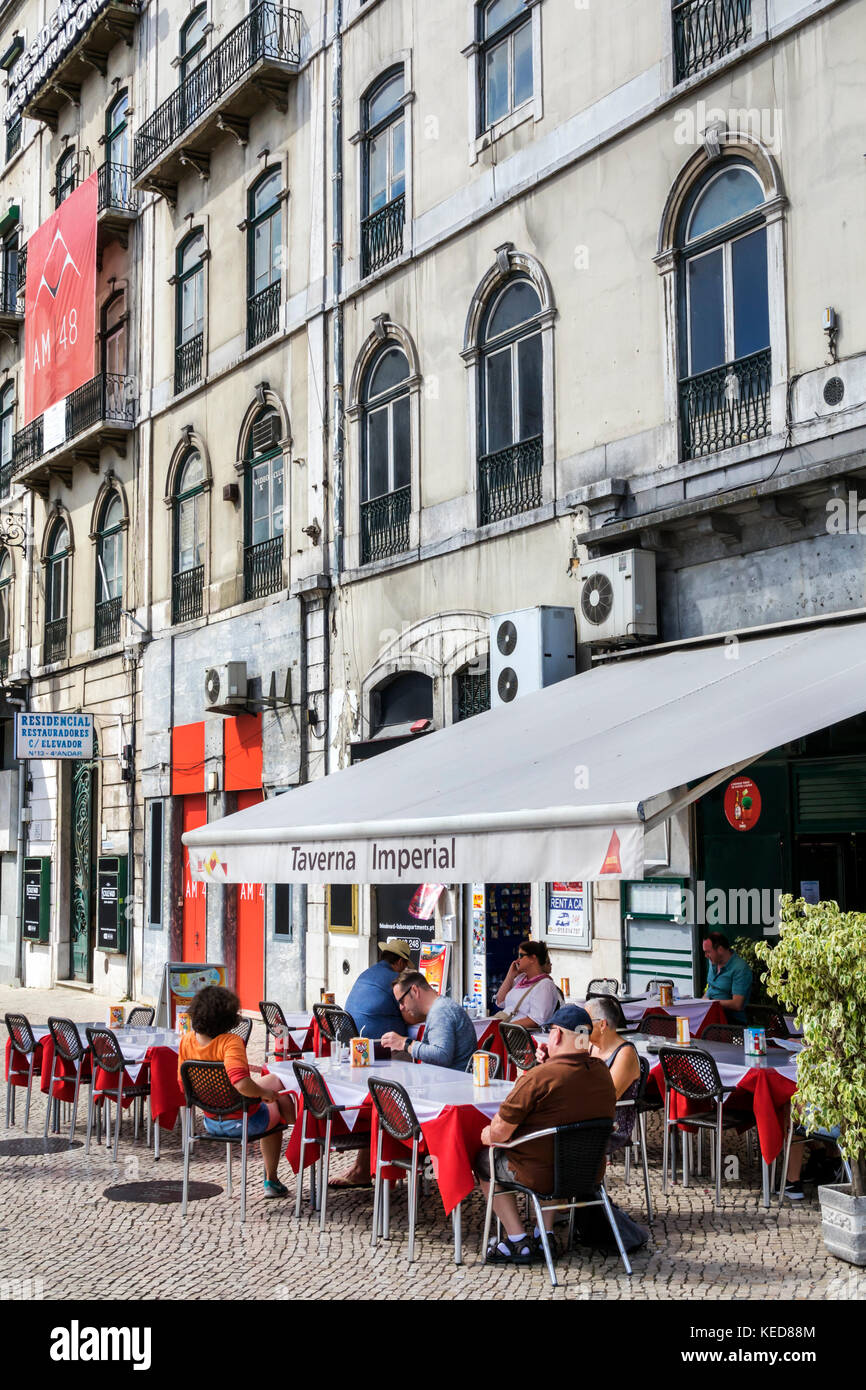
left=494, top=940, right=560, bottom=1028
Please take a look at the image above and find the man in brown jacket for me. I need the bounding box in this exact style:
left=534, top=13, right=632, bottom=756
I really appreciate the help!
left=475, top=1004, right=616, bottom=1262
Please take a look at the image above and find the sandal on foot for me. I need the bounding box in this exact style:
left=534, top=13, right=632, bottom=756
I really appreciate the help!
left=485, top=1234, right=535, bottom=1264
left=328, top=1175, right=373, bottom=1189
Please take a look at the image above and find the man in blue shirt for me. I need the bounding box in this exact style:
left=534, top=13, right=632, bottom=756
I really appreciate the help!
left=702, top=932, right=754, bottom=1024
left=344, top=937, right=412, bottom=1040
left=382, top=972, right=478, bottom=1071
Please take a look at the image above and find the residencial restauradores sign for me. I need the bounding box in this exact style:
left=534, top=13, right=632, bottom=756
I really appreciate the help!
left=5, top=0, right=113, bottom=122
left=15, top=712, right=94, bottom=759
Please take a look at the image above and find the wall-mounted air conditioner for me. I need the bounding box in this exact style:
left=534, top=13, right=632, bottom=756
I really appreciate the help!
left=489, top=606, right=576, bottom=707
left=204, top=662, right=248, bottom=714
left=577, top=550, right=657, bottom=645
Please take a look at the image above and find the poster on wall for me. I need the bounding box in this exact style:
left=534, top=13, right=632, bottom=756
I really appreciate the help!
left=470, top=883, right=486, bottom=1012
left=24, top=172, right=97, bottom=425
left=723, top=776, right=762, bottom=832
left=155, top=961, right=227, bottom=1028
left=546, top=881, right=592, bottom=950
left=419, top=942, right=450, bottom=995
left=375, top=884, right=436, bottom=967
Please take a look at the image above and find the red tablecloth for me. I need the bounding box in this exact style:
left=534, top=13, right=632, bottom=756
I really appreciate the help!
left=149, top=1046, right=185, bottom=1131
left=648, top=1060, right=796, bottom=1163
left=475, top=1021, right=510, bottom=1075
left=5, top=1037, right=44, bottom=1085
left=39, top=1036, right=92, bottom=1101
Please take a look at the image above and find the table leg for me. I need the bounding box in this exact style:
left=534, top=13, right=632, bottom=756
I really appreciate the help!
left=762, top=1157, right=770, bottom=1208
left=154, top=1115, right=160, bottom=1160
left=383, top=1179, right=390, bottom=1240
left=452, top=1202, right=463, bottom=1265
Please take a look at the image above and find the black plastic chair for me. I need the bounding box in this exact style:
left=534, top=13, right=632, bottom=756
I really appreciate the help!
left=367, top=1077, right=425, bottom=1262
left=229, top=1017, right=253, bottom=1046
left=606, top=1054, right=653, bottom=1223
left=464, top=1050, right=500, bottom=1079
left=4, top=1013, right=40, bottom=1131
left=702, top=1023, right=746, bottom=1046
left=586, top=978, right=619, bottom=999
left=312, top=1004, right=358, bottom=1051
left=745, top=1005, right=790, bottom=1038
left=645, top=978, right=675, bottom=995
left=499, top=1022, right=538, bottom=1075
left=482, top=1116, right=630, bottom=1285
left=126, top=1006, right=155, bottom=1027
left=638, top=1012, right=679, bottom=1040
left=180, top=1060, right=285, bottom=1223
left=43, top=1017, right=91, bottom=1142
left=85, top=1027, right=151, bottom=1160
left=260, top=1000, right=290, bottom=1064
left=291, top=1060, right=368, bottom=1229
left=658, top=1046, right=756, bottom=1207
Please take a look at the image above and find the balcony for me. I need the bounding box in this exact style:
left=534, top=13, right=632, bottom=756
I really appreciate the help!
left=43, top=617, right=67, bottom=665
left=15, top=242, right=25, bottom=296
left=0, top=268, right=22, bottom=333
left=360, top=486, right=411, bottom=564
left=0, top=638, right=8, bottom=679
left=175, top=335, right=204, bottom=395
left=95, top=596, right=122, bottom=648
left=97, top=161, right=139, bottom=249
left=672, top=0, right=751, bottom=84
left=133, top=5, right=302, bottom=202
left=247, top=283, right=281, bottom=350
left=11, top=3, right=140, bottom=131
left=361, top=194, right=406, bottom=278
left=172, top=566, right=204, bottom=625
left=679, top=348, right=771, bottom=459
left=478, top=435, right=543, bottom=526
left=0, top=462, right=11, bottom=500
left=5, top=116, right=21, bottom=164
left=243, top=534, right=284, bottom=601
left=12, top=372, right=136, bottom=494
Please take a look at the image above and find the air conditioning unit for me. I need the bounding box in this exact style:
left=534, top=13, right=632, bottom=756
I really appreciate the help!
left=204, top=662, right=248, bottom=713
left=577, top=550, right=657, bottom=645
left=489, top=607, right=576, bottom=708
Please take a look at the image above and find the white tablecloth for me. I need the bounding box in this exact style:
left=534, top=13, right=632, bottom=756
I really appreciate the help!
left=621, top=996, right=718, bottom=1031
left=631, top=1035, right=800, bottom=1087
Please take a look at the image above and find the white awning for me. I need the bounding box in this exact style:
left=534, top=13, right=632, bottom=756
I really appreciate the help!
left=184, top=618, right=866, bottom=885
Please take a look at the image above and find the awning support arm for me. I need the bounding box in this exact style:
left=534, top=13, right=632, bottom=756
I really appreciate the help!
left=642, top=755, right=765, bottom=833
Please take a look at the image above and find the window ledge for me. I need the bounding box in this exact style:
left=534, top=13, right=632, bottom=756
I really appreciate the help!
left=473, top=101, right=535, bottom=161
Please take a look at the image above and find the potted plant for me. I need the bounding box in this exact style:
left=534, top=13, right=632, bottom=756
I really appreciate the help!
left=756, top=896, right=866, bottom=1265
left=732, top=933, right=775, bottom=1005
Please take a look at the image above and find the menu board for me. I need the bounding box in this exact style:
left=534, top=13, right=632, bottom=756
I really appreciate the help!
left=375, top=884, right=436, bottom=968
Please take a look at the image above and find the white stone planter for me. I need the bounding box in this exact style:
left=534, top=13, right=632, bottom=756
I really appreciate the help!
left=818, top=1184, right=866, bottom=1266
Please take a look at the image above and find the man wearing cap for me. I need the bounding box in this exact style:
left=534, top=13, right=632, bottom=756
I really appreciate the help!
left=344, top=938, right=412, bottom=1046
left=475, top=1004, right=616, bottom=1263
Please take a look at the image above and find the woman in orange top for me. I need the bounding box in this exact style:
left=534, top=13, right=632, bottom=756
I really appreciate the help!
left=178, top=985, right=295, bottom=1198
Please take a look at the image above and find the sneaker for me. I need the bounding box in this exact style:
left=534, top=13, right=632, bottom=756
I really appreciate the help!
left=263, top=1178, right=289, bottom=1198
left=784, top=1180, right=805, bottom=1201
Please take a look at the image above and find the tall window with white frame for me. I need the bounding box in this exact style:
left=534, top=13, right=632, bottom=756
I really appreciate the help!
left=1, top=225, right=18, bottom=314
left=477, top=0, right=533, bottom=133
left=179, top=6, right=208, bottom=124
left=0, top=381, right=14, bottom=498
left=44, top=521, right=70, bottom=664
left=0, top=549, right=11, bottom=677
left=175, top=230, right=204, bottom=393
left=244, top=408, right=284, bottom=600
left=54, top=146, right=78, bottom=208
left=360, top=345, right=411, bottom=564
left=173, top=450, right=206, bottom=623
left=95, top=494, right=123, bottom=648
left=247, top=169, right=282, bottom=348
left=361, top=69, right=406, bottom=278
left=672, top=0, right=752, bottom=85
left=477, top=276, right=543, bottom=525
left=101, top=90, right=135, bottom=213
left=677, top=162, right=770, bottom=459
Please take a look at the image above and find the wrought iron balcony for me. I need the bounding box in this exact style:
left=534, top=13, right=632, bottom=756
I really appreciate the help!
left=455, top=667, right=491, bottom=722
left=133, top=5, right=302, bottom=200
left=361, top=195, right=406, bottom=278
left=0, top=637, right=8, bottom=678
left=12, top=372, right=137, bottom=492
left=679, top=348, right=771, bottom=459
left=478, top=435, right=543, bottom=526
left=95, top=596, right=122, bottom=648
left=13, top=3, right=140, bottom=130
left=97, top=161, right=139, bottom=247
left=243, top=534, right=284, bottom=601
left=360, top=486, right=411, bottom=564
left=172, top=566, right=204, bottom=625
left=44, top=617, right=67, bottom=665
left=247, top=283, right=281, bottom=350
left=0, top=461, right=11, bottom=499
left=15, top=242, right=25, bottom=296
left=175, top=335, right=204, bottom=394
left=5, top=116, right=21, bottom=164
left=672, top=0, right=751, bottom=83
left=0, top=268, right=22, bottom=330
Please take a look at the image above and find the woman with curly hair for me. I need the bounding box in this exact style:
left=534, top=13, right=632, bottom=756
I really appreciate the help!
left=178, top=985, right=295, bottom=1198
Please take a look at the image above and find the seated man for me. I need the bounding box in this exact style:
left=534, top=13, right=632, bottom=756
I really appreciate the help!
left=344, top=937, right=412, bottom=1040
left=381, top=971, right=478, bottom=1071
left=474, top=1004, right=616, bottom=1263
left=702, top=932, right=753, bottom=1024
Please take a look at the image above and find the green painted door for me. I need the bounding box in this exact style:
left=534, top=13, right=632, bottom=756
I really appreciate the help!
left=71, top=754, right=97, bottom=981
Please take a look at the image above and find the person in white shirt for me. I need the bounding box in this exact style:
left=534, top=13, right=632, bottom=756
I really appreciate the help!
left=495, top=941, right=560, bottom=1028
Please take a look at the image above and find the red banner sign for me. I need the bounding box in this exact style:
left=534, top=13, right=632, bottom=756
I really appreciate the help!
left=724, top=776, right=762, bottom=832
left=24, top=172, right=97, bottom=424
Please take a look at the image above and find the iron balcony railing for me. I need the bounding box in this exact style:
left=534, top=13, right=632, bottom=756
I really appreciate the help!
left=672, top=0, right=751, bottom=83
left=0, top=268, right=20, bottom=315
left=0, top=637, right=8, bottom=678
left=5, top=116, right=21, bottom=164
left=0, top=461, right=11, bottom=499
left=361, top=194, right=406, bottom=277
left=360, top=485, right=411, bottom=564
left=97, top=160, right=139, bottom=215
left=455, top=668, right=491, bottom=722
left=679, top=348, right=771, bottom=458
left=12, top=372, right=136, bottom=474
left=175, top=334, right=203, bottom=394
left=15, top=242, right=26, bottom=295
left=133, top=5, right=302, bottom=178
left=243, top=534, right=284, bottom=601
left=246, top=282, right=281, bottom=350
left=44, top=616, right=67, bottom=665
left=95, top=596, right=122, bottom=648
left=478, top=434, right=543, bottom=526
left=172, top=565, right=204, bottom=624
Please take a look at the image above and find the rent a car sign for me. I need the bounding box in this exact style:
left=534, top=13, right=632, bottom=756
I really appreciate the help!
left=15, top=713, right=94, bottom=759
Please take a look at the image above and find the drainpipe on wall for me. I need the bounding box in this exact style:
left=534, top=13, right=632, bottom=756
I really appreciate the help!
left=12, top=494, right=35, bottom=984
left=331, top=0, right=344, bottom=589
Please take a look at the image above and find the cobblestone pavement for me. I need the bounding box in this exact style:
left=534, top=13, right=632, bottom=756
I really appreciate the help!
left=1, top=985, right=863, bottom=1302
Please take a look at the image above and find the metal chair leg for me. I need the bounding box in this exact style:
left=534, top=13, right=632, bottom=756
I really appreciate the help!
left=43, top=1058, right=55, bottom=1140
left=69, top=1070, right=82, bottom=1143
left=294, top=1111, right=308, bottom=1219
left=226, top=1144, right=232, bottom=1197
left=662, top=1091, right=670, bottom=1196
left=319, top=1117, right=332, bottom=1232
left=407, top=1137, right=419, bottom=1263
left=531, top=1194, right=557, bottom=1287
left=5, top=1077, right=11, bottom=1129
left=240, top=1119, right=248, bottom=1224
left=777, top=1110, right=796, bottom=1207
left=371, top=1127, right=384, bottom=1249
left=85, top=1081, right=96, bottom=1155
left=481, top=1159, right=498, bottom=1258
left=112, top=1077, right=123, bottom=1162
left=24, top=1056, right=36, bottom=1132
left=600, top=1185, right=632, bottom=1276
left=638, top=1112, right=653, bottom=1223
left=715, top=1104, right=723, bottom=1208
left=181, top=1111, right=192, bottom=1217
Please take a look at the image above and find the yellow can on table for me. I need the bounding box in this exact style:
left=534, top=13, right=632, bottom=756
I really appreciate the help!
left=676, top=1016, right=690, bottom=1044
left=658, top=984, right=673, bottom=1007
left=558, top=978, right=570, bottom=998
left=472, top=1052, right=491, bottom=1086
left=108, top=1005, right=124, bottom=1030
left=350, top=1037, right=372, bottom=1067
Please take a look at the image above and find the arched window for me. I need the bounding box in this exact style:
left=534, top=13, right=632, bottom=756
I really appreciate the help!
left=677, top=163, right=770, bottom=458
left=478, top=0, right=533, bottom=131
left=1, top=225, right=19, bottom=312
left=102, top=291, right=127, bottom=415
left=180, top=6, right=207, bottom=81
left=173, top=450, right=206, bottom=623
left=247, top=169, right=282, bottom=348
left=175, top=230, right=205, bottom=393
left=454, top=658, right=490, bottom=722
left=478, top=275, right=543, bottom=523
left=0, top=381, right=14, bottom=499
left=95, top=493, right=123, bottom=647
left=244, top=409, right=283, bottom=600
left=55, top=147, right=78, bottom=207
left=372, top=671, right=433, bottom=734
left=45, top=521, right=70, bottom=663
left=0, top=549, right=11, bottom=675
left=362, top=69, right=406, bottom=276
left=104, top=90, right=132, bottom=208
left=360, top=345, right=411, bottom=563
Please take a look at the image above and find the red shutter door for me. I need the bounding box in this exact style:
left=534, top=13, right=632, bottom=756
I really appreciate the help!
left=182, top=794, right=207, bottom=963
left=235, top=788, right=265, bottom=1010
